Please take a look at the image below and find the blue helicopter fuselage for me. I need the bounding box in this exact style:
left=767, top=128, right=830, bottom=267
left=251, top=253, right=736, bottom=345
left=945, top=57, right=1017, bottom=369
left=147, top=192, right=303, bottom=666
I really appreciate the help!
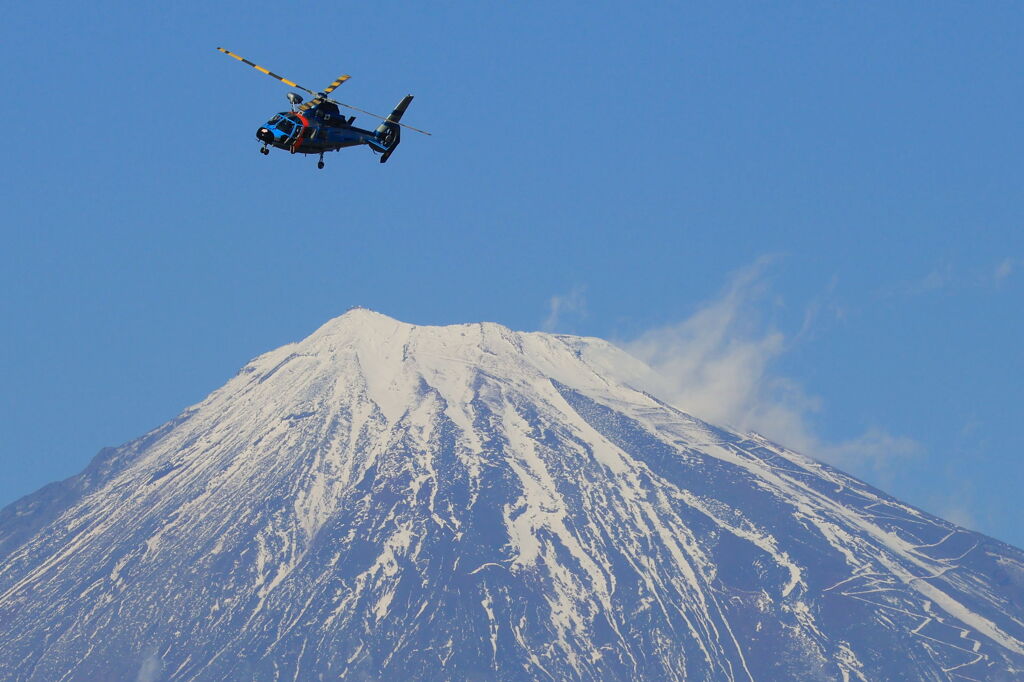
left=255, top=101, right=388, bottom=156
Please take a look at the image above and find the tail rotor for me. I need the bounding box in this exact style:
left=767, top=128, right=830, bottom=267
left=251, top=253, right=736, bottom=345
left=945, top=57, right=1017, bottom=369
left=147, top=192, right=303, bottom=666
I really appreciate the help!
left=376, top=95, right=415, bottom=163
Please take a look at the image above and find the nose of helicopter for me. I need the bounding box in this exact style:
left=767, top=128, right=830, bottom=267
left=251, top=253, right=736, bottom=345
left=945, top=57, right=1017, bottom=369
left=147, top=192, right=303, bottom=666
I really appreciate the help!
left=256, top=127, right=274, bottom=144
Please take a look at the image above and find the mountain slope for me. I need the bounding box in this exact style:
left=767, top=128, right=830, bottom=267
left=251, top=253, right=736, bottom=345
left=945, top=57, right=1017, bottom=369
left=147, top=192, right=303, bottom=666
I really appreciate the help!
left=1, top=309, right=1022, bottom=681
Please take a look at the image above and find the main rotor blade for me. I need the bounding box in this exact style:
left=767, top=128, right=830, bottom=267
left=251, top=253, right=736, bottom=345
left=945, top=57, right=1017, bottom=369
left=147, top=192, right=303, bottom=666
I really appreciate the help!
left=216, top=47, right=317, bottom=97
left=325, top=96, right=432, bottom=136
left=321, top=74, right=351, bottom=95
left=298, top=74, right=352, bottom=109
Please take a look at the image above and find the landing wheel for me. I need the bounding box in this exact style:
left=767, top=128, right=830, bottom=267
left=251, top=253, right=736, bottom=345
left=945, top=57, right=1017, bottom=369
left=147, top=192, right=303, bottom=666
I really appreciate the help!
left=317, top=153, right=325, bottom=170
left=260, top=146, right=269, bottom=155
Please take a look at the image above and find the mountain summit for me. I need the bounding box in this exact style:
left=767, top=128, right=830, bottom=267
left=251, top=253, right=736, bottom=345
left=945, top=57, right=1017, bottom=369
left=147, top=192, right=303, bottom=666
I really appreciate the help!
left=1, top=310, right=1022, bottom=680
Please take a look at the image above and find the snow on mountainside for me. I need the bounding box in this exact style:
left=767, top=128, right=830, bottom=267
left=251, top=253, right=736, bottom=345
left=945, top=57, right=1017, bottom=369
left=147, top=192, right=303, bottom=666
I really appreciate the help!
left=1, top=308, right=1022, bottom=681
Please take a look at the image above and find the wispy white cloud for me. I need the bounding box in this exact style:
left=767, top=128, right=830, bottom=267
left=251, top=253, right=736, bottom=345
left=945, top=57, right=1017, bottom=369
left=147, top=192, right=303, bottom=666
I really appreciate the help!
left=795, top=273, right=845, bottom=341
left=881, top=258, right=1020, bottom=296
left=818, top=427, right=922, bottom=482
left=542, top=285, right=587, bottom=332
left=623, top=258, right=920, bottom=474
left=623, top=257, right=794, bottom=434
left=993, top=257, right=1018, bottom=284
left=938, top=502, right=977, bottom=531
left=882, top=263, right=953, bottom=298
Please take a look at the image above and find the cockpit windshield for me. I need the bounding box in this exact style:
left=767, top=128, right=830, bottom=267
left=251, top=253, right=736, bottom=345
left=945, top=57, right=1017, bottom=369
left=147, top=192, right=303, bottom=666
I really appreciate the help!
left=267, top=115, right=282, bottom=125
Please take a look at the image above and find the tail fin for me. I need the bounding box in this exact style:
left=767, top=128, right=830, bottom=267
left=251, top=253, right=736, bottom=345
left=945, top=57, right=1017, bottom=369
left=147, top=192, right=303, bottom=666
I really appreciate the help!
left=375, top=95, right=414, bottom=164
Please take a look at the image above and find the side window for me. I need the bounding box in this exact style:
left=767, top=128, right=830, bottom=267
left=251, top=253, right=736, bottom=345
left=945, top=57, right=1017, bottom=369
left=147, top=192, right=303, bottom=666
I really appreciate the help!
left=278, top=120, right=294, bottom=135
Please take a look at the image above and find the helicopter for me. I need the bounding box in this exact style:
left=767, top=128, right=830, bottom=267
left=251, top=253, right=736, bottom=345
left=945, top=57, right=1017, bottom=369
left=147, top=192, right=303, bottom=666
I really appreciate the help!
left=217, top=47, right=430, bottom=168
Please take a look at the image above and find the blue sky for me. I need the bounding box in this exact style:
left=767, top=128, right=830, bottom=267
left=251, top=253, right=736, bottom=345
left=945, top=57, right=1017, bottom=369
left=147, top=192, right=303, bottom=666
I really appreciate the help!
left=2, top=3, right=1022, bottom=546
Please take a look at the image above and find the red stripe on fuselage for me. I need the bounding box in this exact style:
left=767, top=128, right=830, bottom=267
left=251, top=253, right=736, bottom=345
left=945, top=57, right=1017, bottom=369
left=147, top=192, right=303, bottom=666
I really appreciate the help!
left=292, top=112, right=310, bottom=153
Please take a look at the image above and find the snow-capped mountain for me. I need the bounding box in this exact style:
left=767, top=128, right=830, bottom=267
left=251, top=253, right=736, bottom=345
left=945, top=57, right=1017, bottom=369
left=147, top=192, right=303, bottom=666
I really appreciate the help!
left=1, top=309, right=1022, bottom=681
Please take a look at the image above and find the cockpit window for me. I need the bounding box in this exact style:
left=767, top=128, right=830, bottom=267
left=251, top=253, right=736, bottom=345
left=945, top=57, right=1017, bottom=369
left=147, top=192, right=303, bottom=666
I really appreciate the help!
left=277, top=119, right=295, bottom=135
left=268, top=115, right=282, bottom=125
